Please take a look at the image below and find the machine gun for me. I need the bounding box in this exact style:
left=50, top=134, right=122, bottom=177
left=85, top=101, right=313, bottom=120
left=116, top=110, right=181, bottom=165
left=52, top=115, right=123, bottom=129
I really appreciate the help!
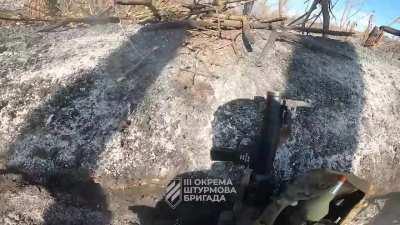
left=211, top=91, right=309, bottom=223
left=210, top=92, right=370, bottom=225
left=211, top=92, right=310, bottom=173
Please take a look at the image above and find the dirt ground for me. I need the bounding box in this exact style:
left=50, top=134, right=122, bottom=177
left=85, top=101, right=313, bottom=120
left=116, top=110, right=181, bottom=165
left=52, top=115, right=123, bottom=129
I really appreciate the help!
left=0, top=21, right=399, bottom=225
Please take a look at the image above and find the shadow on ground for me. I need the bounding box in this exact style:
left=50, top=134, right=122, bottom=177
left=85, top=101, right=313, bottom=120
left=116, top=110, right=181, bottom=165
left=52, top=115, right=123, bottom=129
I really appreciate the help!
left=5, top=25, right=186, bottom=224
left=131, top=35, right=365, bottom=225
left=279, top=35, right=364, bottom=178
left=130, top=162, right=241, bottom=225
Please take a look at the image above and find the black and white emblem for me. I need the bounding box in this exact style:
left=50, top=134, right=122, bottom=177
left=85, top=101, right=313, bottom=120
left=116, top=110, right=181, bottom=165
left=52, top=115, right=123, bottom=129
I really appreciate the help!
left=164, top=177, right=182, bottom=209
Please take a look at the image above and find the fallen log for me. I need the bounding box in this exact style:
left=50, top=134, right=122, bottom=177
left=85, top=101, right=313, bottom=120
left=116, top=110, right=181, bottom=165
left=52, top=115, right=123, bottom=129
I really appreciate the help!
left=0, top=8, right=354, bottom=38
left=58, top=16, right=120, bottom=24
left=205, top=14, right=287, bottom=25
left=141, top=20, right=211, bottom=31
left=0, top=9, right=52, bottom=22
left=207, top=13, right=245, bottom=21
left=0, top=10, right=121, bottom=28
left=380, top=25, right=400, bottom=37
left=259, top=17, right=287, bottom=24
left=116, top=0, right=153, bottom=4
left=203, top=19, right=281, bottom=30
left=0, top=15, right=51, bottom=22
left=251, top=22, right=280, bottom=29
left=115, top=0, right=161, bottom=20
left=292, top=27, right=354, bottom=36
left=226, top=0, right=255, bottom=4
left=141, top=19, right=355, bottom=38
left=143, top=18, right=281, bottom=31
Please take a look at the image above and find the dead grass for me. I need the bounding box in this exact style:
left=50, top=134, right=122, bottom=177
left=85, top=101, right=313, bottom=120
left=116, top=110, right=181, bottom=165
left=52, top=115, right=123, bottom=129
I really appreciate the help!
left=376, top=36, right=400, bottom=57
left=21, top=0, right=184, bottom=23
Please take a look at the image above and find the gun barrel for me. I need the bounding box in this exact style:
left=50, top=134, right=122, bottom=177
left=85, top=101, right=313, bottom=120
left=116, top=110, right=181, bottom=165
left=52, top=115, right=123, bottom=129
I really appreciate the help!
left=255, top=91, right=283, bottom=175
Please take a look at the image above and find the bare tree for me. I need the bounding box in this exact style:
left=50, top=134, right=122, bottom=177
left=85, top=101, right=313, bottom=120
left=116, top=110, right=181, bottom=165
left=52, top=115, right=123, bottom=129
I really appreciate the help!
left=288, top=0, right=333, bottom=37
left=320, top=0, right=330, bottom=37
left=278, top=0, right=287, bottom=25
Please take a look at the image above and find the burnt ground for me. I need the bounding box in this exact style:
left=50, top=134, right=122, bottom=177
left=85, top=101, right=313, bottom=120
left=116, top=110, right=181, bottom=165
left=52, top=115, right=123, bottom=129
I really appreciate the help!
left=0, top=22, right=399, bottom=225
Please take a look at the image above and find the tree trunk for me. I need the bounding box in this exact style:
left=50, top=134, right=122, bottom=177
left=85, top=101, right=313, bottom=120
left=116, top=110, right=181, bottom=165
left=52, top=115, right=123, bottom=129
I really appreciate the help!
left=320, top=0, right=330, bottom=38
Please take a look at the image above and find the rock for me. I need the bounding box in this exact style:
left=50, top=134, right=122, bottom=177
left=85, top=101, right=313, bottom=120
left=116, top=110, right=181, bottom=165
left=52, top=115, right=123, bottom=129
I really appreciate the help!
left=7, top=212, right=19, bottom=222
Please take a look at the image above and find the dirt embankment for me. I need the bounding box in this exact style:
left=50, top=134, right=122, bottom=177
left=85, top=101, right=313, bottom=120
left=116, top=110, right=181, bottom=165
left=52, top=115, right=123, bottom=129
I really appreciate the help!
left=0, top=23, right=399, bottom=224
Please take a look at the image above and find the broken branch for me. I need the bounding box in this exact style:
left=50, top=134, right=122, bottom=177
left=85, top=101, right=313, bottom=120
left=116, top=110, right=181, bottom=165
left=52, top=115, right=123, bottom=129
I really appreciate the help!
left=292, top=27, right=354, bottom=36
left=0, top=10, right=122, bottom=32
left=380, top=26, right=400, bottom=37
left=256, top=31, right=279, bottom=66
left=259, top=17, right=287, bottom=24
left=115, top=0, right=161, bottom=20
